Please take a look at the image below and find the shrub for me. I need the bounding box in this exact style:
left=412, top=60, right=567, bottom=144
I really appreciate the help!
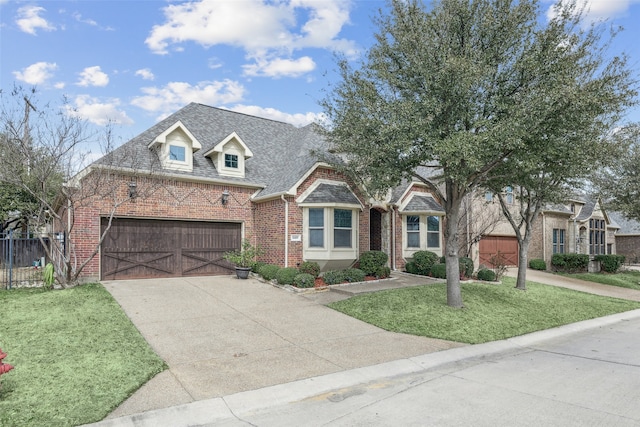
left=299, top=261, right=320, bottom=278
left=405, top=261, right=419, bottom=275
left=375, top=266, right=391, bottom=279
left=275, top=267, right=299, bottom=285
left=594, top=254, right=625, bottom=273
left=252, top=261, right=266, bottom=273
left=413, top=251, right=439, bottom=275
left=430, top=263, right=447, bottom=279
left=439, top=256, right=446, bottom=264
left=343, top=268, right=366, bottom=283
left=323, top=270, right=346, bottom=285
left=488, top=251, right=509, bottom=280
left=551, top=253, right=589, bottom=273
left=459, top=257, right=474, bottom=278
left=359, top=251, right=388, bottom=275
left=258, top=264, right=281, bottom=281
left=293, top=273, right=316, bottom=288
left=477, top=268, right=496, bottom=281
left=529, top=259, right=547, bottom=271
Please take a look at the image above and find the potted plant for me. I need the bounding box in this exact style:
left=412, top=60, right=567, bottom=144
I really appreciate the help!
left=223, top=239, right=263, bottom=279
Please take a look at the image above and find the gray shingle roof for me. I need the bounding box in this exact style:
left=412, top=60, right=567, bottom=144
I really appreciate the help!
left=300, top=183, right=361, bottom=205
left=609, top=211, right=640, bottom=234
left=400, top=194, right=445, bottom=213
left=94, top=103, right=328, bottom=199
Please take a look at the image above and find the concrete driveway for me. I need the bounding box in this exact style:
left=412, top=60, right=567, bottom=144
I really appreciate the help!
left=103, top=275, right=462, bottom=418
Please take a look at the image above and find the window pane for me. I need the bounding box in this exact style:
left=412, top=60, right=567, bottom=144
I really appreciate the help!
left=169, top=145, right=186, bottom=161
left=334, top=229, right=351, bottom=247
left=427, top=232, right=439, bottom=248
left=225, top=154, right=238, bottom=168
left=334, top=209, right=352, bottom=228
left=309, top=229, right=323, bottom=247
left=407, top=232, right=420, bottom=248
left=407, top=216, right=420, bottom=231
left=309, top=208, right=324, bottom=227
left=427, top=216, right=439, bottom=232
left=553, top=229, right=558, bottom=244
left=559, top=230, right=565, bottom=244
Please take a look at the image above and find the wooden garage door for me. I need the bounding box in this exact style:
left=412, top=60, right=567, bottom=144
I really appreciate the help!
left=100, top=218, right=241, bottom=280
left=479, top=236, right=519, bottom=267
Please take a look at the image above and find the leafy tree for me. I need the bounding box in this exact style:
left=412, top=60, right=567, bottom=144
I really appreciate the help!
left=594, top=124, right=640, bottom=222
left=320, top=0, right=636, bottom=307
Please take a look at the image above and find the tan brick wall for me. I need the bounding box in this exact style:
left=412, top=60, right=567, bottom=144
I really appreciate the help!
left=616, top=235, right=640, bottom=263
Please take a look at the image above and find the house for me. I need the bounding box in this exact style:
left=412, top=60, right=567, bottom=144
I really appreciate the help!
left=609, top=211, right=640, bottom=264
left=69, top=102, right=420, bottom=281
left=469, top=191, right=623, bottom=271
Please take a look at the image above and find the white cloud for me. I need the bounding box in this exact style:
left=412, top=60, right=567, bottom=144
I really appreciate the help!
left=135, top=68, right=155, bottom=81
left=77, top=66, right=109, bottom=87
left=547, top=0, right=640, bottom=22
left=226, top=104, right=323, bottom=127
left=131, top=80, right=246, bottom=118
left=145, top=0, right=356, bottom=78
left=13, top=61, right=58, bottom=85
left=16, top=6, right=56, bottom=35
left=243, top=55, right=316, bottom=78
left=72, top=12, right=97, bottom=26
left=65, top=95, right=133, bottom=126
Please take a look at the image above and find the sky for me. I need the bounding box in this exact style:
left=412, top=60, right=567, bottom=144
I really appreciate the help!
left=1, top=0, right=640, bottom=152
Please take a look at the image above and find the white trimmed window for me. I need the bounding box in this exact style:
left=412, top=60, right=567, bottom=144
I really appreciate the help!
left=169, top=145, right=186, bottom=162
left=309, top=208, right=324, bottom=248
left=304, top=207, right=358, bottom=252
left=403, top=214, right=443, bottom=258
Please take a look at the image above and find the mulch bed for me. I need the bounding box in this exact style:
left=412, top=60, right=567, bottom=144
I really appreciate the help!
left=313, top=275, right=380, bottom=288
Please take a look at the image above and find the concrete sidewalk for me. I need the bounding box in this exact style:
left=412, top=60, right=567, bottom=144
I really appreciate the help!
left=101, top=274, right=461, bottom=419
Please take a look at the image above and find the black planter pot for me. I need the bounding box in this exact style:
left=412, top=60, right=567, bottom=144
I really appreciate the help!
left=235, top=267, right=252, bottom=279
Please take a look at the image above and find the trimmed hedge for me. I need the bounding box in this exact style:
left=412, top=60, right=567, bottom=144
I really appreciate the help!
left=405, top=261, right=419, bottom=275
left=299, top=261, right=320, bottom=278
left=258, top=264, right=281, bottom=281
left=323, top=270, right=346, bottom=285
left=594, top=254, right=625, bottom=273
left=376, top=266, right=391, bottom=279
left=293, top=273, right=316, bottom=288
left=477, top=268, right=496, bottom=281
left=459, top=257, right=474, bottom=278
left=529, top=259, right=547, bottom=271
left=359, top=251, right=388, bottom=275
left=252, top=261, right=266, bottom=273
left=276, top=267, right=299, bottom=285
left=343, top=268, right=367, bottom=283
left=551, top=253, right=589, bottom=273
left=430, top=263, right=447, bottom=279
left=413, top=251, right=439, bottom=275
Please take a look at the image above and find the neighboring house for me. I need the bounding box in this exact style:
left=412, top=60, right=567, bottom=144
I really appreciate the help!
left=68, top=103, right=452, bottom=280
left=469, top=191, right=621, bottom=271
left=609, top=211, right=640, bottom=264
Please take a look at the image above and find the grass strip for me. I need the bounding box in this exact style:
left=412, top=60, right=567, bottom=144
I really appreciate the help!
left=0, top=284, right=166, bottom=427
left=328, top=277, right=640, bottom=344
left=558, top=270, right=640, bottom=291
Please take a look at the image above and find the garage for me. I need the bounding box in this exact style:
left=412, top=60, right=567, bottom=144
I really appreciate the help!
left=100, top=218, right=241, bottom=280
left=479, top=236, right=519, bottom=267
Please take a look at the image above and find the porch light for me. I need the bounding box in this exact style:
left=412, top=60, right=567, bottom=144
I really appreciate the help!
left=128, top=182, right=137, bottom=199
left=221, top=190, right=229, bottom=205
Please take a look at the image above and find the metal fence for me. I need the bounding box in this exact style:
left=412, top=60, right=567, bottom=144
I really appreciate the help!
left=1, top=230, right=56, bottom=289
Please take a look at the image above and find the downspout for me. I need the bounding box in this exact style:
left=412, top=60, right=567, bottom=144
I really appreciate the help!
left=281, top=195, right=289, bottom=268
left=391, top=205, right=396, bottom=270
left=541, top=212, right=546, bottom=264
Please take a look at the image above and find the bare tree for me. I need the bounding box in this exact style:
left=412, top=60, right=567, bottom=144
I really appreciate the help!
left=0, top=86, right=160, bottom=286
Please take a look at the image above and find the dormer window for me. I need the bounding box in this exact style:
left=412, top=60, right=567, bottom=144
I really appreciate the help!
left=203, top=132, right=253, bottom=178
left=148, top=121, right=201, bottom=172
left=225, top=154, right=238, bottom=169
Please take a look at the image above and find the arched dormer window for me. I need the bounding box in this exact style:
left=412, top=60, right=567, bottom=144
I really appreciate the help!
left=148, top=121, right=201, bottom=172
left=203, top=132, right=253, bottom=178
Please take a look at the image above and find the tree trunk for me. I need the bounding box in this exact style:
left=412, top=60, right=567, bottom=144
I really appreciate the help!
left=515, top=238, right=531, bottom=290
left=444, top=183, right=463, bottom=308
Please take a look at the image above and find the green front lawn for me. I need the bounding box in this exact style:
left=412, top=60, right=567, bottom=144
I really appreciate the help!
left=329, top=277, right=640, bottom=344
left=0, top=284, right=166, bottom=427
left=559, top=270, right=640, bottom=291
